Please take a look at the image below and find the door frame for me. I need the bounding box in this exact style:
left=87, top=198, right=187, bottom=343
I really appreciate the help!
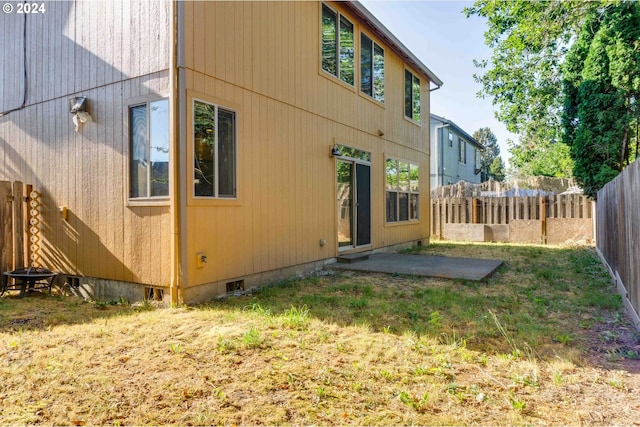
left=335, top=146, right=372, bottom=252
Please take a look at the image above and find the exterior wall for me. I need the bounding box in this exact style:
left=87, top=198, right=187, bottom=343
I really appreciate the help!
left=430, top=119, right=481, bottom=188
left=0, top=1, right=172, bottom=288
left=180, top=1, right=432, bottom=298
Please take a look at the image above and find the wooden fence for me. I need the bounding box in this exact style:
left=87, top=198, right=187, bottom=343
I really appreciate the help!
left=431, top=194, right=594, bottom=244
left=596, top=160, right=640, bottom=327
left=0, top=181, right=29, bottom=275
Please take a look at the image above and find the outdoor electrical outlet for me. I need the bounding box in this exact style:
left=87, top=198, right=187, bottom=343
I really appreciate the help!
left=196, top=252, right=207, bottom=268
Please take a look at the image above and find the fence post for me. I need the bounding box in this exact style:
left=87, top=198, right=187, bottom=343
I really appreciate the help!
left=1, top=181, right=13, bottom=273
left=540, top=196, right=547, bottom=244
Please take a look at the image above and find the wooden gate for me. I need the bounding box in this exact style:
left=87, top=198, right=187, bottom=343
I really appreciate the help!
left=0, top=181, right=27, bottom=274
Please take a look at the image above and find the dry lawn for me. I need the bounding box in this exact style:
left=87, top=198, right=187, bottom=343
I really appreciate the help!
left=1, top=241, right=639, bottom=426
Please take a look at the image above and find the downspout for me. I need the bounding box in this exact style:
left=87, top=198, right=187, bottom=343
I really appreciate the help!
left=169, top=0, right=183, bottom=305
left=434, top=123, right=450, bottom=188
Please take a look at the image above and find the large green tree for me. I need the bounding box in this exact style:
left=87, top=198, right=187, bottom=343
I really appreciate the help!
left=472, top=127, right=505, bottom=182
left=465, top=1, right=640, bottom=196
left=562, top=2, right=640, bottom=197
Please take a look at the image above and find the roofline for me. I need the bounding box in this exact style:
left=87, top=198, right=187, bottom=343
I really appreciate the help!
left=342, top=1, right=444, bottom=89
left=431, top=113, right=483, bottom=149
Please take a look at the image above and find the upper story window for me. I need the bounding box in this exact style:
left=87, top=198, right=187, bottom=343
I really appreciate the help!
left=193, top=99, right=237, bottom=198
left=459, top=139, right=467, bottom=164
left=448, top=131, right=453, bottom=148
left=360, top=33, right=384, bottom=102
left=404, top=69, right=421, bottom=122
left=129, top=99, right=169, bottom=199
left=386, top=158, right=419, bottom=223
left=321, top=4, right=354, bottom=86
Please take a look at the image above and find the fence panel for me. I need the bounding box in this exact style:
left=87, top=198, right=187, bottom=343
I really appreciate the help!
left=597, top=160, right=640, bottom=325
left=0, top=181, right=28, bottom=275
left=1, top=181, right=13, bottom=274
left=431, top=193, right=594, bottom=244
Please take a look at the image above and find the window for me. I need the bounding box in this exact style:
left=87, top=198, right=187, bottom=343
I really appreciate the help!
left=386, top=158, right=419, bottom=222
left=459, top=139, right=466, bottom=164
left=448, top=131, right=453, bottom=148
left=129, top=99, right=169, bottom=199
left=321, top=4, right=354, bottom=86
left=360, top=33, right=384, bottom=102
left=475, top=149, right=480, bottom=170
left=404, top=69, right=420, bottom=122
left=193, top=99, right=237, bottom=198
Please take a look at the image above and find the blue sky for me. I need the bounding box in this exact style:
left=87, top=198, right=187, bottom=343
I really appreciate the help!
left=360, top=0, right=517, bottom=163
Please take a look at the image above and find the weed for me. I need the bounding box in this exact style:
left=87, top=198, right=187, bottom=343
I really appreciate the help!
left=281, top=305, right=309, bottom=330
left=212, top=387, right=226, bottom=401
left=510, top=397, right=527, bottom=411
left=607, top=378, right=626, bottom=390
left=600, top=330, right=619, bottom=343
left=512, top=370, right=539, bottom=388
left=428, top=311, right=444, bottom=329
left=243, top=326, right=263, bottom=348
left=489, top=310, right=530, bottom=359
left=554, top=333, right=574, bottom=345
left=169, top=343, right=183, bottom=354
left=552, top=372, right=563, bottom=385
left=399, top=390, right=429, bottom=412
left=379, top=369, right=392, bottom=379
left=348, top=298, right=368, bottom=309
left=350, top=381, right=363, bottom=392
left=217, top=336, right=236, bottom=353
left=246, top=303, right=272, bottom=317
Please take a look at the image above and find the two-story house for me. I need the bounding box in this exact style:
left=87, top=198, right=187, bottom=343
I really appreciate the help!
left=430, top=113, right=483, bottom=189
left=0, top=1, right=442, bottom=303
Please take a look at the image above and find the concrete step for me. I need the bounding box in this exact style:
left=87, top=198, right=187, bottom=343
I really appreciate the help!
left=336, top=252, right=371, bottom=264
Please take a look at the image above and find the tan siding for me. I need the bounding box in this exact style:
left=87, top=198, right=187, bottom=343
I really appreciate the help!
left=0, top=0, right=172, bottom=288
left=0, top=1, right=170, bottom=109
left=181, top=1, right=433, bottom=290
left=0, top=68, right=170, bottom=286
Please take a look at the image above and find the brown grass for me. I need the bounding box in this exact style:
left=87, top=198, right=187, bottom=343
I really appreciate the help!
left=1, top=241, right=639, bottom=426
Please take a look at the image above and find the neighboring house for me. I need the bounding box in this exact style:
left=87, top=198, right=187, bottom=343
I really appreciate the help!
left=0, top=1, right=442, bottom=303
left=430, top=114, right=483, bottom=189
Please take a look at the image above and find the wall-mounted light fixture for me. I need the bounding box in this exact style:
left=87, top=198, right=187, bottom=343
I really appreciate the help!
left=69, top=96, right=92, bottom=132
left=330, top=144, right=342, bottom=157
left=69, top=96, right=87, bottom=114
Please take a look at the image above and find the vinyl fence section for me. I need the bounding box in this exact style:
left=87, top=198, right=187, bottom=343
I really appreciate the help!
left=431, top=194, right=594, bottom=244
left=596, top=159, right=640, bottom=326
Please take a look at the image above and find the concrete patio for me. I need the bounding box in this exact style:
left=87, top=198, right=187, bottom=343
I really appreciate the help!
left=328, top=253, right=503, bottom=281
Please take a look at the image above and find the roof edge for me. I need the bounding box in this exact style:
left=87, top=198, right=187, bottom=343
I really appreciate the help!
left=431, top=113, right=483, bottom=149
left=343, top=1, right=444, bottom=88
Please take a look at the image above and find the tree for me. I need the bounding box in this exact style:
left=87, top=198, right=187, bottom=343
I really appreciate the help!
left=472, top=127, right=504, bottom=182
left=466, top=0, right=640, bottom=196
left=489, top=157, right=506, bottom=182
left=508, top=138, right=573, bottom=178
left=562, top=2, right=640, bottom=197
left=464, top=1, right=594, bottom=140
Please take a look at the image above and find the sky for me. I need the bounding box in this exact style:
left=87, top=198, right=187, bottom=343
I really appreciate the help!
left=360, top=0, right=517, bottom=163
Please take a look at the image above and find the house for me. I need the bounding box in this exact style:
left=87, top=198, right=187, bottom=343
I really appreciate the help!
left=0, top=1, right=442, bottom=303
left=430, top=113, right=483, bottom=189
